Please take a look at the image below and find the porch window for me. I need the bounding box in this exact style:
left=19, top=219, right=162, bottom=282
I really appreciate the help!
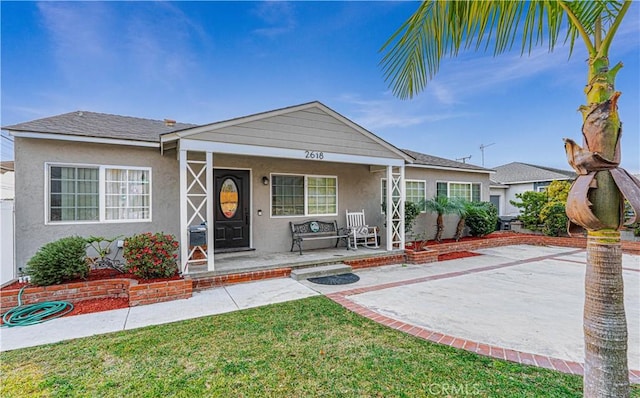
left=271, top=174, right=337, bottom=217
left=47, top=164, right=151, bottom=223
left=436, top=181, right=481, bottom=202
left=381, top=179, right=425, bottom=211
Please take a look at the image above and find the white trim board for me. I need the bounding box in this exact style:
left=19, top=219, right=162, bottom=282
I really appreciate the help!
left=10, top=131, right=159, bottom=148
left=178, top=139, right=404, bottom=167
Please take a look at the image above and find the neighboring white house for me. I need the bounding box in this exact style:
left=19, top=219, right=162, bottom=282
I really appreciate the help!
left=489, top=162, right=575, bottom=217
left=1, top=161, right=15, bottom=284
left=0, top=161, right=14, bottom=200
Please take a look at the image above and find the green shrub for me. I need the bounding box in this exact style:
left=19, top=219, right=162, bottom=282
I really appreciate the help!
left=26, top=236, right=88, bottom=286
left=510, top=191, right=547, bottom=230
left=541, top=202, right=568, bottom=237
left=123, top=232, right=179, bottom=279
left=465, top=202, right=498, bottom=237
left=404, top=201, right=422, bottom=234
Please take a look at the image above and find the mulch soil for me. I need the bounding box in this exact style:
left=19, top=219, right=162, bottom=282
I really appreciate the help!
left=437, top=251, right=482, bottom=261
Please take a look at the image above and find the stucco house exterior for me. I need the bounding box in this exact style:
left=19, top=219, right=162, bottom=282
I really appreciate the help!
left=3, top=102, right=493, bottom=276
left=489, top=162, right=575, bottom=217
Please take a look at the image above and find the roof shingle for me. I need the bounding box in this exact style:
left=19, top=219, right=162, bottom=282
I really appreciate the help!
left=3, top=111, right=197, bottom=143
left=402, top=149, right=493, bottom=173
left=491, top=162, right=575, bottom=184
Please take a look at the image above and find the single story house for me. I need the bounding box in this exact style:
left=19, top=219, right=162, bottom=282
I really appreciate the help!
left=489, top=162, right=575, bottom=217
left=3, top=101, right=493, bottom=276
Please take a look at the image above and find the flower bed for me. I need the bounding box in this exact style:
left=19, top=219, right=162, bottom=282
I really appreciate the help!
left=0, top=269, right=192, bottom=312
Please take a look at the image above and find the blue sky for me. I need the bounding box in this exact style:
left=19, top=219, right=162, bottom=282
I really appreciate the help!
left=2, top=1, right=639, bottom=173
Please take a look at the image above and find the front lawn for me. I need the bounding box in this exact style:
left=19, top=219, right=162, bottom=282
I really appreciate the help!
left=1, top=296, right=637, bottom=397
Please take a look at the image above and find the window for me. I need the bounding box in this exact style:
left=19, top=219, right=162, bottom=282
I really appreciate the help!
left=436, top=181, right=481, bottom=202
left=47, top=164, right=151, bottom=223
left=381, top=179, right=426, bottom=211
left=105, top=168, right=151, bottom=220
left=49, top=166, right=99, bottom=221
left=271, top=174, right=337, bottom=217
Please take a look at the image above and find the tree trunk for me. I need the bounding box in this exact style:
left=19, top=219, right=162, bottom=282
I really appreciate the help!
left=572, top=54, right=630, bottom=397
left=454, top=216, right=465, bottom=241
left=435, top=213, right=444, bottom=242
left=583, top=231, right=629, bottom=397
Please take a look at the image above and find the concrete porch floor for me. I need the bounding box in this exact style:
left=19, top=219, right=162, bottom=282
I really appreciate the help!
left=184, top=246, right=400, bottom=276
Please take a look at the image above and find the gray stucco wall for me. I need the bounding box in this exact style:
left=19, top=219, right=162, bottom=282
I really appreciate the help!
left=14, top=138, right=179, bottom=269
left=404, top=167, right=492, bottom=241
left=211, top=154, right=386, bottom=253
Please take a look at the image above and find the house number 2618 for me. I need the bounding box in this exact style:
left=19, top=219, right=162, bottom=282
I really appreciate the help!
left=305, top=150, right=324, bottom=160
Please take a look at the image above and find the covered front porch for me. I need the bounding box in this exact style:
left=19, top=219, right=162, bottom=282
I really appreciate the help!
left=160, top=102, right=411, bottom=276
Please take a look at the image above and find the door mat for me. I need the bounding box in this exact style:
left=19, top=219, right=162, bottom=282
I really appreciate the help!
left=307, top=273, right=360, bottom=285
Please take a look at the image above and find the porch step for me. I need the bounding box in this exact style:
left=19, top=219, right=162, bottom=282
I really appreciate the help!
left=290, top=263, right=352, bottom=281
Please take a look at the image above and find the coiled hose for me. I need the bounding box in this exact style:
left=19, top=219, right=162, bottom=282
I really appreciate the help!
left=1, top=286, right=74, bottom=327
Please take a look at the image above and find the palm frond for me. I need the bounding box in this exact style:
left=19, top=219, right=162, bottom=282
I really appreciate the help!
left=380, top=0, right=628, bottom=99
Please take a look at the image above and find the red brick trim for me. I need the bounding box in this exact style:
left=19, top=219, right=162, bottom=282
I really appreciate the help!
left=1, top=278, right=193, bottom=309
left=326, top=290, right=639, bottom=384
left=189, top=267, right=292, bottom=292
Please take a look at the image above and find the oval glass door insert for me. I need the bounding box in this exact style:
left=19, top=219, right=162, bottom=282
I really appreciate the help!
left=220, top=178, right=239, bottom=218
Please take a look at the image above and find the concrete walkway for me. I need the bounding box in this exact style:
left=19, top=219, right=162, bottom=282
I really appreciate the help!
left=1, top=245, right=638, bottom=382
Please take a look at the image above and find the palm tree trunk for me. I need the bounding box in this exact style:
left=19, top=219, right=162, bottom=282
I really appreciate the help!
left=435, top=213, right=444, bottom=242
left=577, top=54, right=630, bottom=397
left=454, top=216, right=465, bottom=241
left=584, top=231, right=629, bottom=397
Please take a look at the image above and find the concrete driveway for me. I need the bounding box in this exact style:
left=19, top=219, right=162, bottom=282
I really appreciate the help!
left=301, top=245, right=640, bottom=381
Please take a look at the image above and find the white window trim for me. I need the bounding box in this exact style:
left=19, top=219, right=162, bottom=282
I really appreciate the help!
left=381, top=178, right=427, bottom=213
left=45, top=162, right=152, bottom=225
left=270, top=172, right=338, bottom=218
left=436, top=181, right=482, bottom=202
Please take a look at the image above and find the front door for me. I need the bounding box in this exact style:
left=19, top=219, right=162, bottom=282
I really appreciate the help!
left=214, top=169, right=250, bottom=250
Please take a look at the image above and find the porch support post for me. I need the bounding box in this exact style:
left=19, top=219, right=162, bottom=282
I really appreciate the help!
left=179, top=149, right=188, bottom=274
left=386, top=165, right=393, bottom=251
left=385, top=165, right=405, bottom=251
left=206, top=152, right=215, bottom=271
left=398, top=165, right=405, bottom=249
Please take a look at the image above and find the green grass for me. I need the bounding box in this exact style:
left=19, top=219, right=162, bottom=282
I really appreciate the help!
left=1, top=296, right=638, bottom=397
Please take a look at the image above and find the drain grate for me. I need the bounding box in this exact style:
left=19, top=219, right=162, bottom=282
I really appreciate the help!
left=307, top=273, right=360, bottom=285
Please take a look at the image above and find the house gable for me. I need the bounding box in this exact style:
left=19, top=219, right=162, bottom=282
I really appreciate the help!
left=162, top=102, right=409, bottom=161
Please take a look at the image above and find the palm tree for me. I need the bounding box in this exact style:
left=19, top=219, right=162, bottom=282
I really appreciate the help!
left=380, top=2, right=638, bottom=397
left=423, top=196, right=461, bottom=242
left=452, top=199, right=472, bottom=242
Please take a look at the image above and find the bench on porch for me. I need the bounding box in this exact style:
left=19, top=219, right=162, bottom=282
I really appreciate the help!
left=290, top=220, right=349, bottom=255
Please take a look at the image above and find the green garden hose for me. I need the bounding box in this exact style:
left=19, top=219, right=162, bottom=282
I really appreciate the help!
left=1, top=286, right=74, bottom=327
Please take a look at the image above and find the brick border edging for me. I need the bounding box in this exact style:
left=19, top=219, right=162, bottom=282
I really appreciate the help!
left=0, top=278, right=193, bottom=310
left=402, top=234, right=640, bottom=264
left=326, top=291, right=640, bottom=384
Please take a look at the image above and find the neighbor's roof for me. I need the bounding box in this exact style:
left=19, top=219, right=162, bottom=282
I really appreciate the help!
left=491, top=162, right=575, bottom=184
left=2, top=111, right=197, bottom=143
left=402, top=149, right=493, bottom=173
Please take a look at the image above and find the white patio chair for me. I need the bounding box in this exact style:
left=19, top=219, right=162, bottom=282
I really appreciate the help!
left=345, top=209, right=379, bottom=250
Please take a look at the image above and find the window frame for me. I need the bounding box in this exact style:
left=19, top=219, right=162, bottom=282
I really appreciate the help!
left=381, top=178, right=427, bottom=213
left=45, top=163, right=152, bottom=225
left=270, top=173, right=338, bottom=218
left=436, top=181, right=482, bottom=202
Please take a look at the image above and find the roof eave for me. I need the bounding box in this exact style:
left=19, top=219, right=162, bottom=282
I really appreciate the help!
left=407, top=163, right=495, bottom=174
left=8, top=130, right=160, bottom=148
